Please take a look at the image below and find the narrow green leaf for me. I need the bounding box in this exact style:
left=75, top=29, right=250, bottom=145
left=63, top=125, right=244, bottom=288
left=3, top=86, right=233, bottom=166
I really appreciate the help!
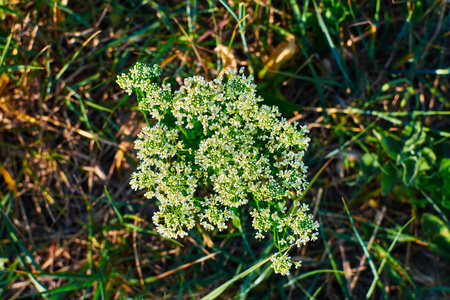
left=3, top=65, right=45, bottom=71
left=217, top=0, right=252, bottom=70
left=311, top=0, right=352, bottom=88
left=55, top=30, right=101, bottom=81
left=0, top=28, right=13, bottom=67
left=283, top=269, right=349, bottom=288
left=104, top=187, right=123, bottom=223
left=366, top=218, right=415, bottom=298
left=341, top=198, right=381, bottom=294
left=201, top=256, right=271, bottom=300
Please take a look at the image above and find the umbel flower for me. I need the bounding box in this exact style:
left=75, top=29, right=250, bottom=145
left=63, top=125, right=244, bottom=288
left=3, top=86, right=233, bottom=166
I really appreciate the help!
left=117, top=63, right=319, bottom=275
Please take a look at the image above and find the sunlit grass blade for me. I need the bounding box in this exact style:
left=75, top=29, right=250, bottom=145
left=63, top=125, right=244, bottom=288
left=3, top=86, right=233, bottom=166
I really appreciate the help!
left=295, top=157, right=333, bottom=204
left=20, top=277, right=96, bottom=299
left=104, top=187, right=123, bottom=224
left=3, top=65, right=44, bottom=71
left=311, top=280, right=328, bottom=299
left=201, top=255, right=271, bottom=300
left=283, top=269, right=349, bottom=288
left=312, top=0, right=352, bottom=88
left=275, top=70, right=345, bottom=87
left=324, top=121, right=377, bottom=159
left=206, top=0, right=222, bottom=69
left=64, top=85, right=100, bottom=147
left=129, top=252, right=219, bottom=285
left=0, top=209, right=48, bottom=297
left=143, top=0, right=174, bottom=33
left=55, top=30, right=101, bottom=81
left=90, top=23, right=161, bottom=58
left=218, top=0, right=253, bottom=70
left=186, top=0, right=198, bottom=36
left=366, top=218, right=415, bottom=298
left=341, top=198, right=385, bottom=298
left=0, top=28, right=13, bottom=68
left=1, top=210, right=42, bottom=272
left=0, top=4, right=23, bottom=19
left=288, top=0, right=303, bottom=35
left=238, top=265, right=272, bottom=298
left=315, top=107, right=450, bottom=138
left=298, top=46, right=327, bottom=117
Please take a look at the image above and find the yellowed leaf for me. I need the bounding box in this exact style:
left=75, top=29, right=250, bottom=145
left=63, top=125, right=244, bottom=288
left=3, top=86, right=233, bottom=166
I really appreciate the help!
left=0, top=73, right=10, bottom=97
left=259, top=34, right=297, bottom=78
left=161, top=52, right=181, bottom=68
left=115, top=141, right=132, bottom=176
left=0, top=161, right=17, bottom=197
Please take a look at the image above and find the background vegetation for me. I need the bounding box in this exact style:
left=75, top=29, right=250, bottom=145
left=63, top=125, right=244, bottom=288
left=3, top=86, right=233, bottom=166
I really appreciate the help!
left=1, top=0, right=449, bottom=299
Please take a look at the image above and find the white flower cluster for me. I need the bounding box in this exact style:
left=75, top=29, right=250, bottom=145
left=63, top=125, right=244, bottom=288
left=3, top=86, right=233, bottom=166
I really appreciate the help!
left=117, top=63, right=319, bottom=275
left=270, top=252, right=293, bottom=276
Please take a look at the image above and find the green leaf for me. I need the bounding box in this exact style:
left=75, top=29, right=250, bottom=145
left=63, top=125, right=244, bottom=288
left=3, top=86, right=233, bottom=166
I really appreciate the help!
left=417, top=147, right=436, bottom=171
left=401, top=157, right=419, bottom=186
left=422, top=213, right=450, bottom=262
left=422, top=147, right=436, bottom=165
left=442, top=174, right=450, bottom=209
left=442, top=195, right=450, bottom=209
left=416, top=173, right=440, bottom=193
left=232, top=216, right=242, bottom=230
left=373, top=129, right=402, bottom=161
left=403, top=122, right=426, bottom=152
left=381, top=163, right=398, bottom=196
left=439, top=158, right=450, bottom=177
left=361, top=152, right=378, bottom=171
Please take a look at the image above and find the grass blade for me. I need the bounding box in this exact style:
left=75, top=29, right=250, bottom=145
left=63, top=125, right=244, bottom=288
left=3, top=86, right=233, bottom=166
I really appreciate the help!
left=55, top=30, right=101, bottom=81
left=341, top=198, right=383, bottom=298
left=0, top=28, right=13, bottom=68
left=366, top=218, right=415, bottom=298
left=217, top=0, right=253, bottom=71
left=312, top=0, right=352, bottom=88
left=201, top=256, right=271, bottom=300
left=104, top=187, right=123, bottom=224
left=283, top=269, right=349, bottom=288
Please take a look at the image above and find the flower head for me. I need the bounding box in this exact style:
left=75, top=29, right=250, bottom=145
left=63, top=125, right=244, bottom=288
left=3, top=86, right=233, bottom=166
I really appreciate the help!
left=270, top=252, right=293, bottom=276
left=118, top=64, right=318, bottom=275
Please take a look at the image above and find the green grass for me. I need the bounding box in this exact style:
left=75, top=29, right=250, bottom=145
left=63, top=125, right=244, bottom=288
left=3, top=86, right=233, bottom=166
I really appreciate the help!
left=1, top=0, right=449, bottom=299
